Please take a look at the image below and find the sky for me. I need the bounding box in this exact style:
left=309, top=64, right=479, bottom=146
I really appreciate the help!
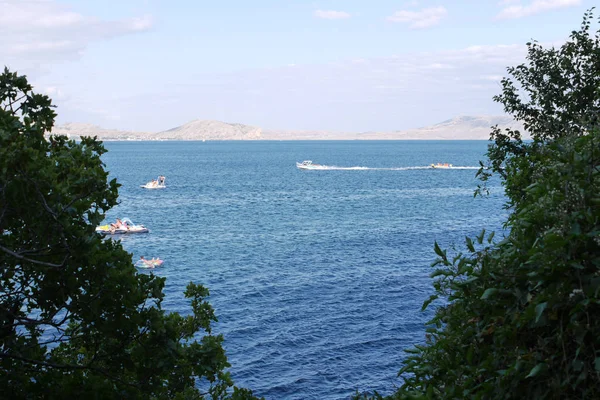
left=0, top=0, right=593, bottom=132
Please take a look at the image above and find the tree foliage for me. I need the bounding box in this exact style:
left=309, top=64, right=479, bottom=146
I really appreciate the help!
left=0, top=67, right=259, bottom=399
left=358, top=9, right=600, bottom=400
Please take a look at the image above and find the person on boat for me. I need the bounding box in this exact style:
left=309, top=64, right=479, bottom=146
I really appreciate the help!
left=111, top=218, right=129, bottom=232
left=139, top=256, right=153, bottom=268
left=158, top=176, right=165, bottom=185
left=140, top=256, right=162, bottom=268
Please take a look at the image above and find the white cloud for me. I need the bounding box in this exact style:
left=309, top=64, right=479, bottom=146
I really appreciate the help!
left=314, top=10, right=351, bottom=20
left=497, top=0, right=581, bottom=19
left=498, top=0, right=521, bottom=5
left=11, top=40, right=75, bottom=54
left=0, top=0, right=153, bottom=67
left=44, top=86, right=67, bottom=100
left=481, top=75, right=504, bottom=81
left=425, top=63, right=454, bottom=69
left=129, top=16, right=154, bottom=31
left=387, top=6, right=447, bottom=29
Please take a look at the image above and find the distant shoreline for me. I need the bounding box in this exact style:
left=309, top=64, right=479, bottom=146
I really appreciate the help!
left=94, top=138, right=492, bottom=142
left=51, top=115, right=526, bottom=141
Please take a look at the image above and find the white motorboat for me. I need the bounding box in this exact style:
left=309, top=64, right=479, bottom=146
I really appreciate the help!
left=135, top=258, right=164, bottom=269
left=430, top=163, right=453, bottom=169
left=96, top=218, right=149, bottom=235
left=141, top=175, right=166, bottom=189
left=296, top=160, right=324, bottom=170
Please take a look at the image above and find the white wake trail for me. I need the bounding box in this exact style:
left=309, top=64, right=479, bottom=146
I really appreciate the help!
left=302, top=165, right=481, bottom=171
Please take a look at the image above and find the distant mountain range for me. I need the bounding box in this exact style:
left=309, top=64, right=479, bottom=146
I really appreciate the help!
left=51, top=115, right=527, bottom=141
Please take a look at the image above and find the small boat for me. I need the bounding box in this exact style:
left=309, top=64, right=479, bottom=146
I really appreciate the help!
left=135, top=258, right=164, bottom=269
left=430, top=163, right=453, bottom=169
left=141, top=175, right=166, bottom=189
left=296, top=160, right=323, bottom=170
left=96, top=218, right=149, bottom=235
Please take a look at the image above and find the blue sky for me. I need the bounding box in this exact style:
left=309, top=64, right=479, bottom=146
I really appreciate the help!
left=0, top=0, right=592, bottom=132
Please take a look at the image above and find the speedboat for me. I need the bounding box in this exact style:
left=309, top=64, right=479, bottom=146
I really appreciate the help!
left=430, top=163, right=453, bottom=169
left=135, top=258, right=164, bottom=269
left=95, top=218, right=149, bottom=235
left=141, top=176, right=166, bottom=189
left=296, top=160, right=323, bottom=170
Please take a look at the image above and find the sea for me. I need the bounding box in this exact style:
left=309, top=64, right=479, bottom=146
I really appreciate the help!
left=101, top=140, right=507, bottom=400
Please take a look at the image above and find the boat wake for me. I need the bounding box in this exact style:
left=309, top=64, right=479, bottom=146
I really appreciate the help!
left=301, top=165, right=481, bottom=171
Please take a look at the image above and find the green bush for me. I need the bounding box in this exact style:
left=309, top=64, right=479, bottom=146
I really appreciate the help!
left=361, top=9, right=600, bottom=400
left=0, top=67, right=259, bottom=399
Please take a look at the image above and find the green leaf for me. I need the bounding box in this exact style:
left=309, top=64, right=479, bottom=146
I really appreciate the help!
left=535, top=302, right=547, bottom=323
left=434, top=241, right=444, bottom=258
left=426, top=384, right=433, bottom=397
left=526, top=363, right=547, bottom=378
left=421, top=294, right=439, bottom=311
left=430, top=269, right=450, bottom=278
left=481, top=288, right=499, bottom=300
left=476, top=229, right=486, bottom=244
left=466, top=236, right=475, bottom=252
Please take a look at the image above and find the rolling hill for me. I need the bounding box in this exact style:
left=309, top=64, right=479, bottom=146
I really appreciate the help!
left=51, top=115, right=527, bottom=141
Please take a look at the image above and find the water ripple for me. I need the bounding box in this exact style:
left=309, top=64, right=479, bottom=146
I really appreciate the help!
left=102, top=141, right=505, bottom=399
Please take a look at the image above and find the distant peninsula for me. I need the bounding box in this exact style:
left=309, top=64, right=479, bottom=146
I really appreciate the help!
left=51, top=115, right=527, bottom=141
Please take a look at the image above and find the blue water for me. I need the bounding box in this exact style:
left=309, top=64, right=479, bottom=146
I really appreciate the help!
left=101, top=141, right=506, bottom=400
